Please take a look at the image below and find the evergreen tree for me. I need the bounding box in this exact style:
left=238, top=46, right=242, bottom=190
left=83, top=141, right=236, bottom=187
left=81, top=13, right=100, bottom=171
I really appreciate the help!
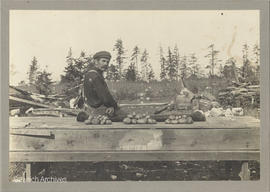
left=125, top=63, right=136, bottom=81
left=147, top=63, right=155, bottom=81
left=106, top=64, right=121, bottom=81
left=130, top=45, right=140, bottom=79
left=166, top=47, right=177, bottom=81
left=188, top=53, right=200, bottom=77
left=61, top=48, right=90, bottom=88
left=113, top=39, right=126, bottom=78
left=35, top=69, right=53, bottom=96
left=159, top=46, right=167, bottom=80
left=140, top=49, right=149, bottom=81
left=172, top=45, right=180, bottom=80
left=242, top=43, right=249, bottom=79
left=223, top=57, right=238, bottom=81
left=27, top=56, right=39, bottom=85
left=61, top=48, right=75, bottom=84
left=74, top=51, right=89, bottom=80
left=140, top=49, right=154, bottom=82
left=253, top=44, right=260, bottom=82
left=241, top=43, right=257, bottom=83
left=205, top=44, right=221, bottom=77
left=179, top=55, right=188, bottom=80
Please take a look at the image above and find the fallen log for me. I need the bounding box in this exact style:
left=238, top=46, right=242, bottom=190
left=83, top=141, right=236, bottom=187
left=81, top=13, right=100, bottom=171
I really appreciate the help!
left=9, top=96, right=52, bottom=108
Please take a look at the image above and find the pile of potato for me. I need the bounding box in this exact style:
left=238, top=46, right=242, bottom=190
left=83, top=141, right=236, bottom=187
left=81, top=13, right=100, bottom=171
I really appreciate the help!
left=123, top=112, right=157, bottom=124
left=165, top=114, right=193, bottom=124
left=85, top=115, right=112, bottom=125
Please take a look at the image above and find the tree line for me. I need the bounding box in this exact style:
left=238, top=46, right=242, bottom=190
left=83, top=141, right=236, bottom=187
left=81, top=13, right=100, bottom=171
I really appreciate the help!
left=23, top=56, right=54, bottom=95
left=24, top=38, right=260, bottom=95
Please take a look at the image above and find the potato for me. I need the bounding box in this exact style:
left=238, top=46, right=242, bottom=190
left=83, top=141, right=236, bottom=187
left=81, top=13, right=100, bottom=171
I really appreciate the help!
left=178, top=118, right=187, bottom=124
left=186, top=116, right=193, bottom=124
left=127, top=114, right=133, bottom=118
left=171, top=120, right=178, bottom=124
left=132, top=112, right=136, bottom=117
left=182, top=115, right=187, bottom=118
left=123, top=118, right=131, bottom=124
left=152, top=119, right=157, bottom=124
left=131, top=119, right=137, bottom=124
left=146, top=115, right=150, bottom=119
left=92, top=118, right=100, bottom=125
left=169, top=115, right=176, bottom=120
left=178, top=115, right=182, bottom=119
left=106, top=119, right=112, bottom=125
left=137, top=118, right=147, bottom=124
left=135, top=114, right=142, bottom=119
left=100, top=119, right=106, bottom=125
left=142, top=113, right=146, bottom=117
left=147, top=119, right=153, bottom=124
left=165, top=119, right=171, bottom=124
left=84, top=119, right=92, bottom=125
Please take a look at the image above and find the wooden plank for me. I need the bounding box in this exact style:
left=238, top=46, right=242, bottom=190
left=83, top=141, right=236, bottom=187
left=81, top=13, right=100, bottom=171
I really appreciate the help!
left=9, top=129, right=259, bottom=151
left=9, top=151, right=260, bottom=162
left=9, top=96, right=51, bottom=108
left=9, top=116, right=260, bottom=130
left=239, top=161, right=251, bottom=180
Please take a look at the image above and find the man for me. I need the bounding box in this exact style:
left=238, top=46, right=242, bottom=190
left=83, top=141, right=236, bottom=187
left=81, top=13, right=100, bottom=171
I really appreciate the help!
left=77, top=51, right=119, bottom=121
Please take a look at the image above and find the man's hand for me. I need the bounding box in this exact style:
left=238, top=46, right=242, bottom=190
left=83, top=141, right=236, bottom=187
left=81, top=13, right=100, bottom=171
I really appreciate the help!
left=105, top=107, right=115, bottom=116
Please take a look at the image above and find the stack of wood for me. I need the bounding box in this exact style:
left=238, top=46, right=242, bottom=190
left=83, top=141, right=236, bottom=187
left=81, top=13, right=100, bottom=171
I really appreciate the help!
left=9, top=85, right=66, bottom=106
left=218, top=82, right=260, bottom=108
left=9, top=85, right=74, bottom=117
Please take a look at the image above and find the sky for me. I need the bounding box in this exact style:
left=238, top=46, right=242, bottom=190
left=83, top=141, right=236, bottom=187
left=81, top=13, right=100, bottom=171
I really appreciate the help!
left=9, top=10, right=259, bottom=85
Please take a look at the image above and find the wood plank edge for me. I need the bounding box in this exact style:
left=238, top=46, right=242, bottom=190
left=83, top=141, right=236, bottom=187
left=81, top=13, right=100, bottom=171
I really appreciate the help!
left=9, top=151, right=260, bottom=162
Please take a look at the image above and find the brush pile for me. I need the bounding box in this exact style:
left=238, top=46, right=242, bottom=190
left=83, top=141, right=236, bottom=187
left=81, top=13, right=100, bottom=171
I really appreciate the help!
left=218, top=82, right=260, bottom=108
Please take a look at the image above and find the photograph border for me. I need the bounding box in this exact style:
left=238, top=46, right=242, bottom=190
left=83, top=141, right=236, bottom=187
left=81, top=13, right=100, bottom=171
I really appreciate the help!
left=1, top=0, right=269, bottom=192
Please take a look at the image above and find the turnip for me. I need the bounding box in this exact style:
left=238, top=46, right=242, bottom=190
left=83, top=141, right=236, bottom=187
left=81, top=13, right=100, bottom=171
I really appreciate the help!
left=84, top=119, right=92, bottom=125
left=137, top=118, right=147, bottom=124
left=178, top=118, right=187, bottom=124
left=131, top=119, right=137, bottom=124
left=123, top=118, right=131, bottom=124
left=186, top=116, right=193, bottom=124
left=171, top=120, right=178, bottom=124
left=165, top=119, right=171, bottom=124
left=106, top=119, right=112, bottom=125
left=92, top=118, right=100, bottom=125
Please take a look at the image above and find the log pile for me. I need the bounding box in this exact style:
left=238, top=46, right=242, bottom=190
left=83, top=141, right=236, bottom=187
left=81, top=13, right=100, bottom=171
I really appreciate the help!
left=218, top=82, right=260, bottom=108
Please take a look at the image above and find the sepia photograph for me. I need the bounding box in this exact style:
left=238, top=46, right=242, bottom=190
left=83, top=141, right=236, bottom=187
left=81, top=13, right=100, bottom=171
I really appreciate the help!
left=8, top=10, right=260, bottom=182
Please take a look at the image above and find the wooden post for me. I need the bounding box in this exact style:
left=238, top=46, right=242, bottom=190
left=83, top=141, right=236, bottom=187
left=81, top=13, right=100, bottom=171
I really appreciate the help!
left=25, top=163, right=32, bottom=182
left=239, top=161, right=250, bottom=180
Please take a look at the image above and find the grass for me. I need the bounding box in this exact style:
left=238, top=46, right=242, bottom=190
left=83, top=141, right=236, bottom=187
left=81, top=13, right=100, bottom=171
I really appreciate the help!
left=106, top=77, right=230, bottom=103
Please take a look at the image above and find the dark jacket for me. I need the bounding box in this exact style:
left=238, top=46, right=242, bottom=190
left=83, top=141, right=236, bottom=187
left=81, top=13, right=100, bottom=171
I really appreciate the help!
left=83, top=67, right=117, bottom=109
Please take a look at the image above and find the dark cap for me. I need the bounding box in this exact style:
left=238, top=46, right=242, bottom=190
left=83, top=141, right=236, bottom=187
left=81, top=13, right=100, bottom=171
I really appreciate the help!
left=93, top=51, right=111, bottom=60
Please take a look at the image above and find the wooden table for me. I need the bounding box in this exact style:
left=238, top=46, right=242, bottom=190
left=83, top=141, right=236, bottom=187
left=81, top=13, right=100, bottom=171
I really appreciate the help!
left=9, top=116, right=260, bottom=181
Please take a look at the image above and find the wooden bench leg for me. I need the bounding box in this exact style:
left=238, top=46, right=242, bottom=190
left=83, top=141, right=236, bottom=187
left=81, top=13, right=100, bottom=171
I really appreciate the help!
left=23, top=163, right=32, bottom=182
left=239, top=161, right=250, bottom=180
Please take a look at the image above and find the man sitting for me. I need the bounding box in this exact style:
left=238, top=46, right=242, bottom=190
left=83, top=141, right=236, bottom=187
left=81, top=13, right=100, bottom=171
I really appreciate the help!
left=76, top=51, right=119, bottom=121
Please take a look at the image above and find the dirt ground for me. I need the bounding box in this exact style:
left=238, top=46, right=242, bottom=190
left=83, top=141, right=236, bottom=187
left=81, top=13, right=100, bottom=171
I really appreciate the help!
left=9, top=161, right=259, bottom=182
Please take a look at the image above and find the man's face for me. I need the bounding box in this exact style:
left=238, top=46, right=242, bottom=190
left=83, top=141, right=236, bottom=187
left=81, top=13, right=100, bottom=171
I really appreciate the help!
left=95, top=58, right=110, bottom=72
